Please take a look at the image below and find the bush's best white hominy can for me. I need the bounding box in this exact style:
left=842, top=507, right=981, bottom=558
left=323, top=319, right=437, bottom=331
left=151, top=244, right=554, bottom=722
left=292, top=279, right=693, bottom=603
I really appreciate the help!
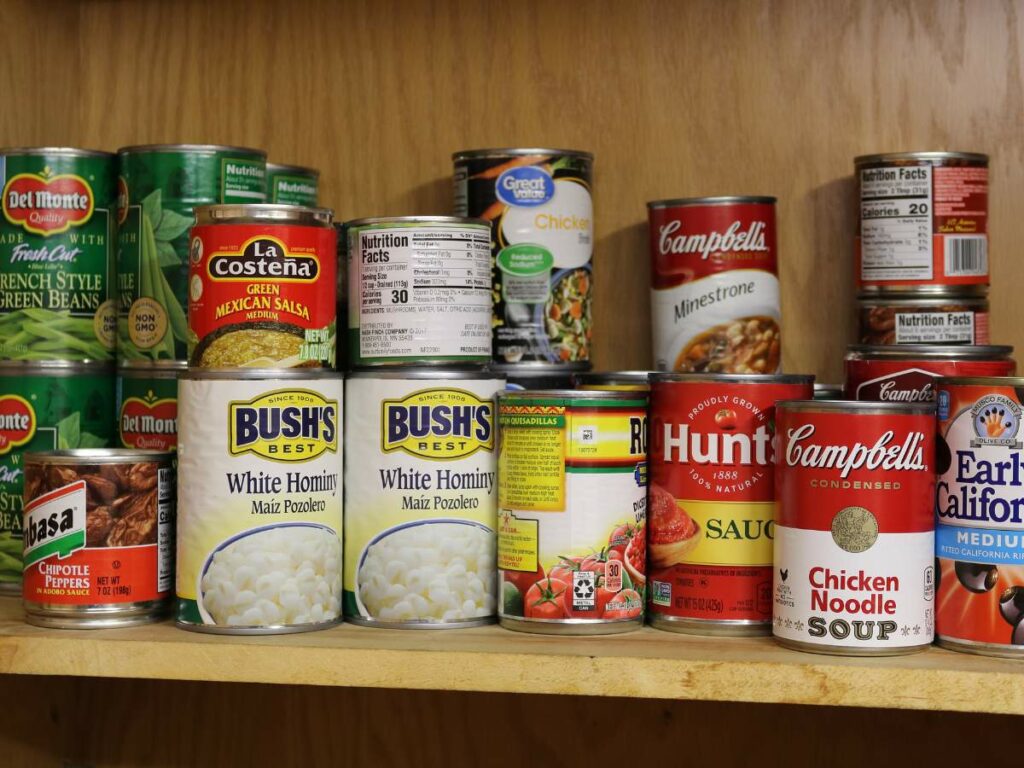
left=176, top=369, right=343, bottom=634
left=344, top=368, right=504, bottom=628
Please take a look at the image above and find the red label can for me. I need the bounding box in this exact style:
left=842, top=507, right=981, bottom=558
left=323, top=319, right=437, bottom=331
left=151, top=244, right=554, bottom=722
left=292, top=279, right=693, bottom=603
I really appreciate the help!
left=648, top=373, right=813, bottom=635
left=773, top=401, right=935, bottom=655
left=188, top=205, right=336, bottom=368
left=648, top=197, right=780, bottom=374
left=845, top=344, right=1015, bottom=402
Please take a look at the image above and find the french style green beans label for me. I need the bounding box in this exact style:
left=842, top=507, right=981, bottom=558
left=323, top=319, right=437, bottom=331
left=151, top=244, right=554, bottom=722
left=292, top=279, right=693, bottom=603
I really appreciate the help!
left=0, top=369, right=115, bottom=588
left=0, top=152, right=117, bottom=361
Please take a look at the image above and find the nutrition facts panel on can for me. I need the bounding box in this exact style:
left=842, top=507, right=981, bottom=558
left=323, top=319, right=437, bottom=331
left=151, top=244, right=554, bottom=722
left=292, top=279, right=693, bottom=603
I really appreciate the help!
left=860, top=166, right=933, bottom=281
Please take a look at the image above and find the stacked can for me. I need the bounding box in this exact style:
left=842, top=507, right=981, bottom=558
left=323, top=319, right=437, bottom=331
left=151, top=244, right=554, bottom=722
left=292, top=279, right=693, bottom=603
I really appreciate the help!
left=0, top=147, right=119, bottom=596
left=266, top=162, right=319, bottom=206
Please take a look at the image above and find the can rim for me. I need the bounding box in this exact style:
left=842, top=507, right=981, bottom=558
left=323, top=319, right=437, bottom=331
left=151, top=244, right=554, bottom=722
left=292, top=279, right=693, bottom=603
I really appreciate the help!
left=452, top=148, right=593, bottom=161
left=194, top=203, right=333, bottom=225
left=858, top=284, right=990, bottom=296
left=265, top=162, right=319, bottom=178
left=117, top=360, right=189, bottom=372
left=492, top=362, right=592, bottom=373
left=25, top=448, right=175, bottom=464
left=777, top=399, right=936, bottom=414
left=574, top=370, right=653, bottom=383
left=857, top=293, right=989, bottom=307
left=650, top=372, right=814, bottom=384
left=846, top=344, right=1013, bottom=359
left=854, top=151, right=988, bottom=165
left=497, top=388, right=647, bottom=401
left=0, top=360, right=114, bottom=372
left=647, top=195, right=777, bottom=208
left=182, top=368, right=344, bottom=381
left=347, top=367, right=499, bottom=380
left=117, top=143, right=267, bottom=157
left=936, top=375, right=1024, bottom=387
left=343, top=215, right=489, bottom=228
left=0, top=146, right=114, bottom=158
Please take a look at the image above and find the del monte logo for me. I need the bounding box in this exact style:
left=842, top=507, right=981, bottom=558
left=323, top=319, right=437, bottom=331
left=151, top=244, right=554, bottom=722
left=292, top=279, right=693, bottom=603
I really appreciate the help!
left=495, top=166, right=554, bottom=208
left=383, top=388, right=494, bottom=459
left=121, top=391, right=177, bottom=451
left=230, top=388, right=337, bottom=462
left=0, top=395, right=36, bottom=455
left=3, top=167, right=94, bottom=236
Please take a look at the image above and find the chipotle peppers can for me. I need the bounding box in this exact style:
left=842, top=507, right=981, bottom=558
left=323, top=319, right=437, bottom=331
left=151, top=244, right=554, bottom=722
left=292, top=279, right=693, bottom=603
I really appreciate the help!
left=648, top=373, right=813, bottom=635
left=773, top=401, right=935, bottom=655
left=188, top=204, right=336, bottom=368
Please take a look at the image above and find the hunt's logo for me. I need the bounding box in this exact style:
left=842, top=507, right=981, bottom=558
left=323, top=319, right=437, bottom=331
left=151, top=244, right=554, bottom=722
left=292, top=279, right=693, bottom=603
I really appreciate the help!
left=23, top=480, right=86, bottom=568
left=120, top=391, right=177, bottom=452
left=229, top=388, right=337, bottom=462
left=208, top=236, right=319, bottom=281
left=3, top=168, right=94, bottom=236
left=382, top=388, right=494, bottom=459
left=0, top=395, right=36, bottom=455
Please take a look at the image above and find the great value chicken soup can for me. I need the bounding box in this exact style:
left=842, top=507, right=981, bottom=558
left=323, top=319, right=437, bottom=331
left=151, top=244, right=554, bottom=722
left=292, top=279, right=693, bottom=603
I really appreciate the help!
left=453, top=148, right=594, bottom=366
left=266, top=163, right=319, bottom=206
left=935, top=376, right=1024, bottom=657
left=344, top=369, right=504, bottom=628
left=648, top=373, right=813, bottom=635
left=116, top=362, right=184, bottom=451
left=773, top=400, right=936, bottom=656
left=497, top=389, right=648, bottom=635
left=176, top=369, right=343, bottom=634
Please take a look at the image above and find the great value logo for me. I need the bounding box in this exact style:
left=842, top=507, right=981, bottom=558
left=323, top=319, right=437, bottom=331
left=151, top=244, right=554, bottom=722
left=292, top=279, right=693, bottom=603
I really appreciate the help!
left=0, top=395, right=36, bottom=455
left=230, top=388, right=338, bottom=461
left=495, top=166, right=554, bottom=208
left=382, top=388, right=494, bottom=459
left=3, top=170, right=95, bottom=236
left=206, top=235, right=320, bottom=281
left=120, top=393, right=177, bottom=451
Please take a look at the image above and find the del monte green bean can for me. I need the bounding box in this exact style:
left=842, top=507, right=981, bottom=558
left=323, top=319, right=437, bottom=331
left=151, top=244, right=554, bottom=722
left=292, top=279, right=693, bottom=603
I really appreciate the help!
left=266, top=163, right=319, bottom=206
left=0, top=147, right=117, bottom=361
left=116, top=144, right=267, bottom=364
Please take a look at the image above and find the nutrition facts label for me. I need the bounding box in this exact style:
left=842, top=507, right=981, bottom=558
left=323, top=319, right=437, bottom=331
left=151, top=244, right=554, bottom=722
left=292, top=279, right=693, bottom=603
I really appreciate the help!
left=356, top=226, right=492, bottom=360
left=860, top=165, right=933, bottom=281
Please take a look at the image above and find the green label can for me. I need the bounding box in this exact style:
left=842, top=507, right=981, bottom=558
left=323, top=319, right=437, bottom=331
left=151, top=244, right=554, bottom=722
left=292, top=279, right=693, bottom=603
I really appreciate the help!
left=266, top=163, right=319, bottom=206
left=117, top=362, right=184, bottom=452
left=0, top=361, right=115, bottom=593
left=0, top=147, right=117, bottom=361
left=116, top=144, right=267, bottom=364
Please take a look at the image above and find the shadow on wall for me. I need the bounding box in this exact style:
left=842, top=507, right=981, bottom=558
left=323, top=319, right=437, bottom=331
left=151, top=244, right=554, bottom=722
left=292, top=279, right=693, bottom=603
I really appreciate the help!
left=596, top=220, right=650, bottom=370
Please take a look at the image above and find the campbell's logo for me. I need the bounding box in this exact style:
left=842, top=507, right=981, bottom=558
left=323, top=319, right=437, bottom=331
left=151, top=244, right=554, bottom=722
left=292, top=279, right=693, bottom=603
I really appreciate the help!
left=0, top=395, right=36, bottom=455
left=207, top=236, right=320, bottom=281
left=855, top=368, right=936, bottom=403
left=657, top=219, right=769, bottom=260
left=120, top=393, right=177, bottom=451
left=383, top=388, right=494, bottom=459
left=495, top=166, right=554, bottom=208
left=661, top=421, right=773, bottom=466
left=230, top=388, right=338, bottom=462
left=784, top=424, right=927, bottom=477
left=3, top=169, right=94, bottom=236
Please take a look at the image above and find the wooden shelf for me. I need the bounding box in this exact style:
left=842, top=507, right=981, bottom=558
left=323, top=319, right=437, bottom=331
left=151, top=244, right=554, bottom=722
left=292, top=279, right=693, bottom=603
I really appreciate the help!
left=2, top=597, right=1023, bottom=715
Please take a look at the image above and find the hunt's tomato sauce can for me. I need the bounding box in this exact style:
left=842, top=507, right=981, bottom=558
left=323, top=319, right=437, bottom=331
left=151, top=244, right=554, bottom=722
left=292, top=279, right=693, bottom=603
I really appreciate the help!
left=935, top=377, right=1024, bottom=657
left=773, top=401, right=935, bottom=656
left=648, top=373, right=813, bottom=635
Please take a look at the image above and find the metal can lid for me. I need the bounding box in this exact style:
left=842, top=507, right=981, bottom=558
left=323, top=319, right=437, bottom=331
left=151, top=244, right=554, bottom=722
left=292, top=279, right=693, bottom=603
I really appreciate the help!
left=492, top=362, right=592, bottom=373
left=0, top=146, right=114, bottom=159
left=194, top=203, right=332, bottom=226
left=647, top=195, right=777, bottom=208
left=343, top=215, right=489, bottom=229
left=182, top=367, right=343, bottom=381
left=776, top=399, right=936, bottom=415
left=266, top=162, right=319, bottom=178
left=497, top=388, right=646, bottom=402
left=347, top=366, right=499, bottom=381
left=650, top=372, right=814, bottom=385
left=0, top=360, right=114, bottom=374
left=117, top=143, right=267, bottom=157
left=857, top=284, right=990, bottom=297
left=24, top=448, right=175, bottom=464
left=574, top=371, right=653, bottom=386
left=117, top=361, right=187, bottom=377
left=854, top=151, right=988, bottom=165
left=846, top=344, right=1013, bottom=360
left=813, top=382, right=844, bottom=396
left=857, top=292, right=989, bottom=308
left=452, top=148, right=593, bottom=162
left=936, top=375, right=1024, bottom=387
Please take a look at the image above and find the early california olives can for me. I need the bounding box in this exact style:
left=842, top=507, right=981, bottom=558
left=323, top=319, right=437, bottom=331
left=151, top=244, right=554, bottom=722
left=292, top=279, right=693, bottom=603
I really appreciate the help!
left=266, top=163, right=319, bottom=206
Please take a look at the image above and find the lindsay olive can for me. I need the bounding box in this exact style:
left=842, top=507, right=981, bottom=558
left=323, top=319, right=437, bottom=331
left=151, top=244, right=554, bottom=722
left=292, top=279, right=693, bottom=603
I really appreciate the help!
left=266, top=163, right=319, bottom=206
left=176, top=369, right=343, bottom=634
left=117, top=144, right=267, bottom=364
left=344, top=369, right=504, bottom=628
left=22, top=448, right=175, bottom=628
left=116, top=362, right=184, bottom=451
left=0, top=361, right=115, bottom=594
left=497, top=389, right=648, bottom=635
left=0, top=147, right=117, bottom=361
left=773, top=400, right=936, bottom=656
left=935, top=377, right=1024, bottom=657
left=453, top=149, right=594, bottom=365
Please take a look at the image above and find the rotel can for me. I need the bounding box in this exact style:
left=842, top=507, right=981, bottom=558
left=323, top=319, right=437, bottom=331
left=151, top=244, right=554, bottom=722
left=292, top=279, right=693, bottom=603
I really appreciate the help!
left=773, top=400, right=936, bottom=656
left=497, top=390, right=648, bottom=635
left=266, top=163, right=319, bottom=206
left=453, top=148, right=594, bottom=366
left=935, top=377, right=1024, bottom=657
left=116, top=362, right=184, bottom=451
left=189, top=204, right=336, bottom=368
left=648, top=373, right=813, bottom=635
left=845, top=344, right=1014, bottom=402
left=0, top=147, right=117, bottom=361
left=856, top=152, right=988, bottom=292
left=648, top=196, right=780, bottom=374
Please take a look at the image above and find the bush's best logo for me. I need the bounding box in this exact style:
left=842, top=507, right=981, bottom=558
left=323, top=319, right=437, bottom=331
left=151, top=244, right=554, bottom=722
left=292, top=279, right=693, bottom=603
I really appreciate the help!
left=970, top=394, right=1022, bottom=448
left=383, top=388, right=494, bottom=459
left=3, top=169, right=95, bottom=236
left=495, top=166, right=555, bottom=208
left=207, top=235, right=319, bottom=281
left=230, top=388, right=338, bottom=461
left=0, top=395, right=36, bottom=455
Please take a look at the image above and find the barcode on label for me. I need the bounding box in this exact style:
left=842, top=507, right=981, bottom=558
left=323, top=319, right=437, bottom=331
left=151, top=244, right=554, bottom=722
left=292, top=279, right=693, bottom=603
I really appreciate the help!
left=944, top=236, right=987, bottom=277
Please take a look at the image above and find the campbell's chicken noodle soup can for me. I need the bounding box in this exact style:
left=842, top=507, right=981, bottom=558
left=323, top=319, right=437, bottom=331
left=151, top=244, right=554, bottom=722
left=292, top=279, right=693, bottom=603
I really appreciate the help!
left=845, top=344, right=1014, bottom=402
left=116, top=362, right=183, bottom=451
left=497, top=390, right=648, bottom=634
left=648, top=373, right=813, bottom=635
left=648, top=197, right=780, bottom=374
left=857, top=291, right=989, bottom=345
left=773, top=401, right=935, bottom=655
left=935, top=377, right=1024, bottom=657
left=188, top=205, right=336, bottom=368
left=856, top=152, right=988, bottom=292
left=22, top=449, right=175, bottom=628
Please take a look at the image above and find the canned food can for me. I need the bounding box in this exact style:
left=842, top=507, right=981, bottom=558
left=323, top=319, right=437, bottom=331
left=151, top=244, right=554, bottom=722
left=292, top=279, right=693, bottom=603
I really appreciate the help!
left=935, top=376, right=1024, bottom=657
left=497, top=389, right=648, bottom=635
left=0, top=147, right=117, bottom=361
left=857, top=291, right=989, bottom=345
left=855, top=152, right=988, bottom=292
left=496, top=363, right=580, bottom=391
left=116, top=361, right=185, bottom=451
left=345, top=216, right=491, bottom=367
left=648, top=373, right=813, bottom=635
left=176, top=369, right=343, bottom=634
left=648, top=196, right=780, bottom=374
left=266, top=163, right=319, bottom=206
left=773, top=400, right=935, bottom=655
left=845, top=344, right=1014, bottom=401
left=813, top=383, right=844, bottom=400
left=574, top=371, right=652, bottom=391
left=0, top=361, right=115, bottom=594
left=335, top=222, right=347, bottom=370
left=188, top=204, right=336, bottom=368
left=116, top=144, right=268, bottom=364
left=453, top=148, right=594, bottom=365
left=344, top=369, right=503, bottom=628
left=22, top=448, right=175, bottom=628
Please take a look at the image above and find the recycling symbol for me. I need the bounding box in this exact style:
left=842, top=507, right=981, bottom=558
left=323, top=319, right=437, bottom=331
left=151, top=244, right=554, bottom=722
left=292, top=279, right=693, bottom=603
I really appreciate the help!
left=573, top=572, right=595, bottom=608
